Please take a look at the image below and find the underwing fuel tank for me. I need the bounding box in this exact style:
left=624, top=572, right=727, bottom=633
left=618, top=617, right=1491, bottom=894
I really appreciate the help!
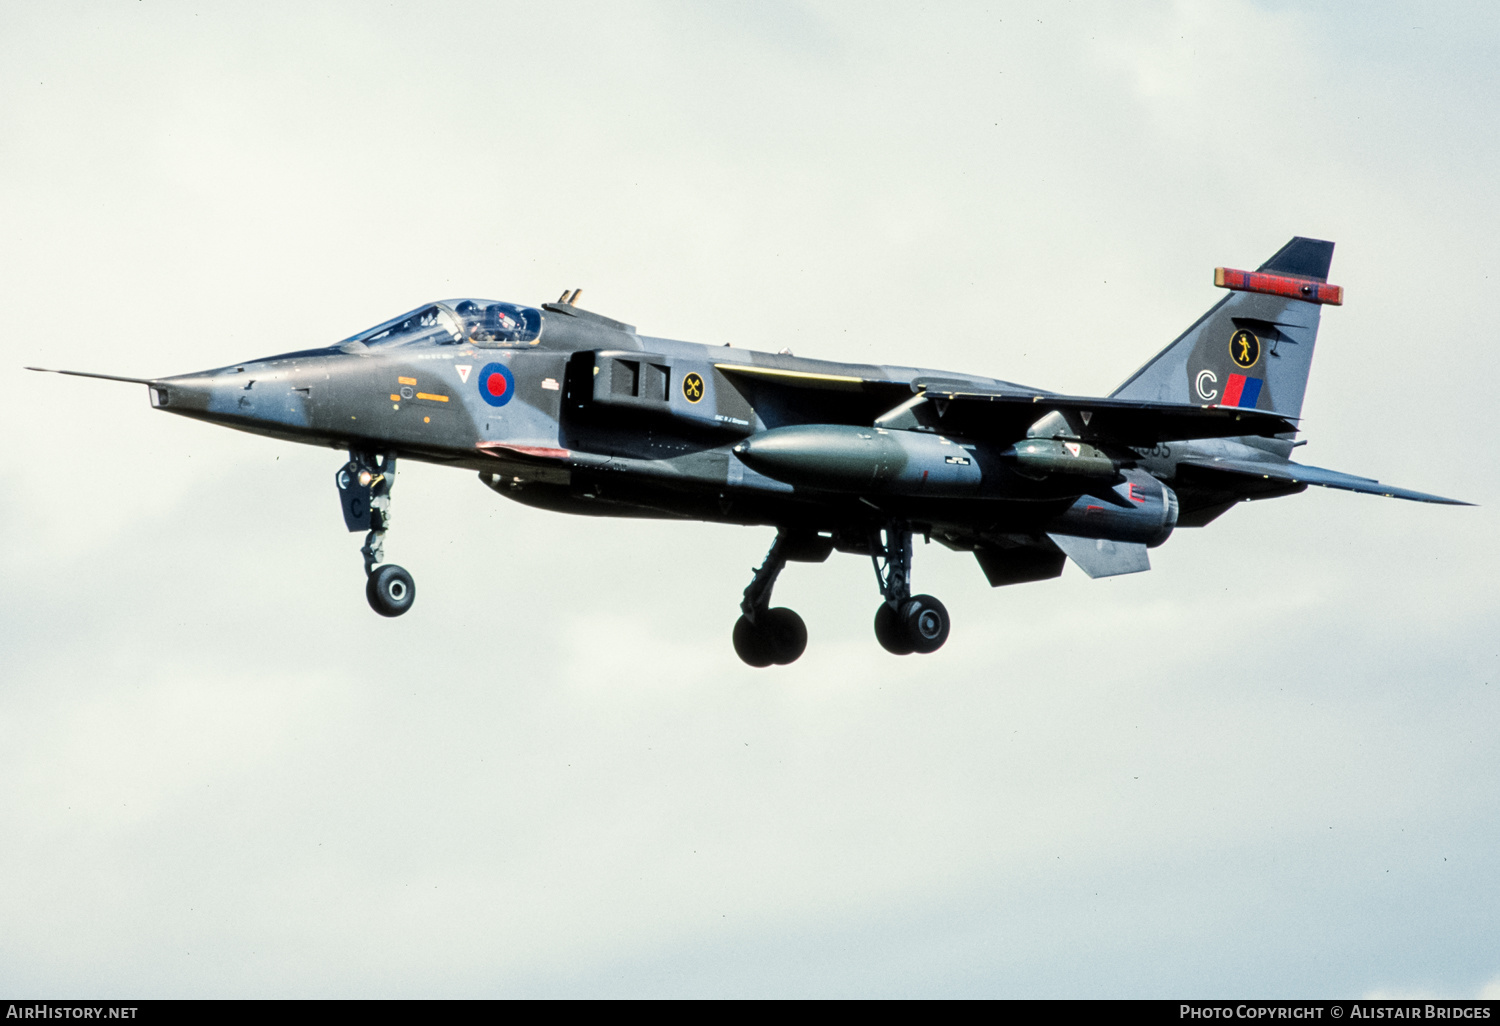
left=733, top=424, right=982, bottom=495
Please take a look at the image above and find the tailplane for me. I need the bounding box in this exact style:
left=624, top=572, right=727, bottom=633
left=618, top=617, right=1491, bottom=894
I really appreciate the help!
left=1111, top=237, right=1339, bottom=421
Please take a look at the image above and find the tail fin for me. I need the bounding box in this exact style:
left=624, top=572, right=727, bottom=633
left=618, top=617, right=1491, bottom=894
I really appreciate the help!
left=1111, top=237, right=1337, bottom=421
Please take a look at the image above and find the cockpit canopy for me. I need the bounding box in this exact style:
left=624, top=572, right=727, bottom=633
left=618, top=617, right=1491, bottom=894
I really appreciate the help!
left=341, top=299, right=543, bottom=350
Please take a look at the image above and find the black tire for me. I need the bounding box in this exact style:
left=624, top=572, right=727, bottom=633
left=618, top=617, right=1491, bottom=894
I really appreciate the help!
left=762, top=607, right=808, bottom=665
left=900, top=594, right=950, bottom=654
left=366, top=564, right=416, bottom=617
left=732, top=614, right=775, bottom=667
left=874, top=601, right=914, bottom=655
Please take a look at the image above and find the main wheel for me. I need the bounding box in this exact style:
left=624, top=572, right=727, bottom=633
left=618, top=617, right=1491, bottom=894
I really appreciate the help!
left=900, top=594, right=950, bottom=654
left=366, top=564, right=416, bottom=617
left=762, top=607, right=808, bottom=665
left=874, top=601, right=914, bottom=655
left=733, top=614, right=775, bottom=667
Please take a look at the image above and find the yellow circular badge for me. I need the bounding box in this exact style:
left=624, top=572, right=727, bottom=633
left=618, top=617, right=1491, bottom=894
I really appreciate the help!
left=682, top=372, right=705, bottom=403
left=1229, top=329, right=1261, bottom=369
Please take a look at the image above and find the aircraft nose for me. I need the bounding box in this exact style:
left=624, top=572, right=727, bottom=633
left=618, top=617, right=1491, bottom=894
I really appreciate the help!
left=147, top=370, right=225, bottom=413
left=150, top=361, right=318, bottom=434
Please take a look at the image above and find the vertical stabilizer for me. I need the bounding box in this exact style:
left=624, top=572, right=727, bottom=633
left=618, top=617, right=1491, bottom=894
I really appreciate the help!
left=1111, top=237, right=1337, bottom=421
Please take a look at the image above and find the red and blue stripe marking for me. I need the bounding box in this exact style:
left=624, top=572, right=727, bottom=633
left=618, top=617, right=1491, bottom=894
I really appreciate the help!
left=1221, top=373, right=1263, bottom=409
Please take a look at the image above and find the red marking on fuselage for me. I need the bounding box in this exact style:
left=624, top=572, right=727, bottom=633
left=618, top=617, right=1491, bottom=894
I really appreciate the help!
left=476, top=442, right=570, bottom=460
left=486, top=373, right=508, bottom=397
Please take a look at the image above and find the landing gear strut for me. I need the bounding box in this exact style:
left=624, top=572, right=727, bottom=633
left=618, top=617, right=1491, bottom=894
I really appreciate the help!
left=337, top=450, right=415, bottom=617
left=870, top=521, right=949, bottom=655
left=733, top=531, right=811, bottom=667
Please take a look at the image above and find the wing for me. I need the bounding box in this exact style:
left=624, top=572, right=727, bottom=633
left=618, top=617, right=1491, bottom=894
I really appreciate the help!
left=1177, top=455, right=1471, bottom=505
left=912, top=387, right=1297, bottom=446
left=713, top=363, right=1297, bottom=445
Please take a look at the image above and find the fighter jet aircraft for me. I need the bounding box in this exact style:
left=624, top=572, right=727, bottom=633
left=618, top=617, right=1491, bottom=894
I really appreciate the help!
left=30, top=237, right=1467, bottom=666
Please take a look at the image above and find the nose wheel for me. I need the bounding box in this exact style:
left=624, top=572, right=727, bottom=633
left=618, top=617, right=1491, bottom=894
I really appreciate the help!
left=338, top=449, right=417, bottom=618
left=367, top=564, right=416, bottom=617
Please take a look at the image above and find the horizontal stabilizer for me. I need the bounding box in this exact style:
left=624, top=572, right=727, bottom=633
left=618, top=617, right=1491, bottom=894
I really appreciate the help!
left=1047, top=533, right=1151, bottom=578
left=1178, top=456, right=1471, bottom=505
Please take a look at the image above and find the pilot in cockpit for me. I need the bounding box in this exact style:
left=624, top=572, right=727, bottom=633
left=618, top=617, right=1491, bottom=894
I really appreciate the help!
left=440, top=300, right=539, bottom=346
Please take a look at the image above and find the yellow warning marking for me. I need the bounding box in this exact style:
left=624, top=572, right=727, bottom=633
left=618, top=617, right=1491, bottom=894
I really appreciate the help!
left=390, top=394, right=400, bottom=401
left=416, top=392, right=449, bottom=402
left=423, top=416, right=430, bottom=423
left=398, top=376, right=417, bottom=385
left=713, top=363, right=868, bottom=391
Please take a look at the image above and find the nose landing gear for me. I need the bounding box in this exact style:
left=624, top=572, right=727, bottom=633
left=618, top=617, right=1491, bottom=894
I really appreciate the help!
left=337, top=450, right=416, bottom=618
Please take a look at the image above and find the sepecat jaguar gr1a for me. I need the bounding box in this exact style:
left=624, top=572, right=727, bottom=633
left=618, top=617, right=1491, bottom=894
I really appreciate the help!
left=31, top=237, right=1467, bottom=666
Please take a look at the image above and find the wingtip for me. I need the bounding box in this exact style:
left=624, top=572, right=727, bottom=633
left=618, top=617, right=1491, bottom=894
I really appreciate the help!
left=1395, top=492, right=1474, bottom=506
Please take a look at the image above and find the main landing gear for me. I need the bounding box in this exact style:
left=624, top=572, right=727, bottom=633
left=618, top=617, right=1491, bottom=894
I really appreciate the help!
left=869, top=521, right=950, bottom=656
left=337, top=450, right=416, bottom=617
left=731, top=523, right=950, bottom=666
left=733, top=532, right=812, bottom=667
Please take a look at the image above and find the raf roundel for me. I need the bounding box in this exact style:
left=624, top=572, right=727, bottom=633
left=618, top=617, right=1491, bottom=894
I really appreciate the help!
left=477, top=362, right=515, bottom=407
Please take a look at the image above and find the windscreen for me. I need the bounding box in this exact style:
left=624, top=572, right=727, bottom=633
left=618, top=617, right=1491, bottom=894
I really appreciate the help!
left=349, top=305, right=463, bottom=348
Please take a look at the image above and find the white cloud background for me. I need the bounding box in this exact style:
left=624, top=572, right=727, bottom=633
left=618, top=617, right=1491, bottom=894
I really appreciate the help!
left=1, top=0, right=1497, bottom=998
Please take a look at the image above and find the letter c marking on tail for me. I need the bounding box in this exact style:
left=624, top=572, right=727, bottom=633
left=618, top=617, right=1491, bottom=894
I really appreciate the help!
left=1196, top=369, right=1219, bottom=401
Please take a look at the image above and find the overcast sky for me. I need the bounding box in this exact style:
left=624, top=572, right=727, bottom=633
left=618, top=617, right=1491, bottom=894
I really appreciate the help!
left=2, top=0, right=1497, bottom=998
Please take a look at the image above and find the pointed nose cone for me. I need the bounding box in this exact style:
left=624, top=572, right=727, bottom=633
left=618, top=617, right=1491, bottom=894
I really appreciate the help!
left=149, top=370, right=223, bottom=415
left=151, top=360, right=316, bottom=435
